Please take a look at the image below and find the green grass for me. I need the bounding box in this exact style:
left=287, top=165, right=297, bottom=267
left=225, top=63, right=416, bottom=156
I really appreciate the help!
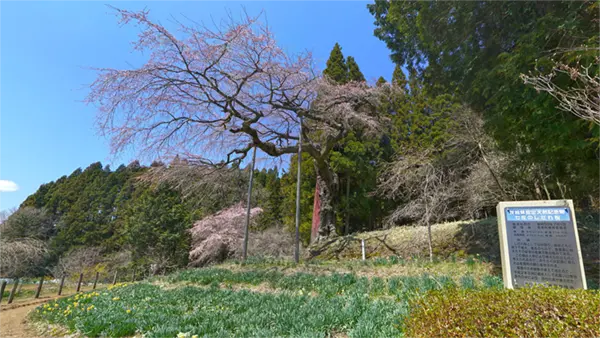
left=167, top=266, right=501, bottom=299
left=31, top=260, right=505, bottom=337
left=29, top=258, right=597, bottom=337
left=31, top=283, right=407, bottom=337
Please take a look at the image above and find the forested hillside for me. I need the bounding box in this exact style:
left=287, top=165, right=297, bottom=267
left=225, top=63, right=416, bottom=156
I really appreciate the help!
left=1, top=161, right=284, bottom=276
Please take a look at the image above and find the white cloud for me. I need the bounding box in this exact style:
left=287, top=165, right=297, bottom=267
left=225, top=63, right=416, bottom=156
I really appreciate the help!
left=0, top=180, right=19, bottom=192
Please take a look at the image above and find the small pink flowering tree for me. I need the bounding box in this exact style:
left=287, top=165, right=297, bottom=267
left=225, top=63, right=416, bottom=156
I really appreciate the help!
left=188, top=203, right=262, bottom=266
left=87, top=8, right=395, bottom=241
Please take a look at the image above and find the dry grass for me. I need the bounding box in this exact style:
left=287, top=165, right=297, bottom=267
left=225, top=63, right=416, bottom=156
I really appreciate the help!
left=218, top=258, right=495, bottom=281
left=308, top=218, right=499, bottom=261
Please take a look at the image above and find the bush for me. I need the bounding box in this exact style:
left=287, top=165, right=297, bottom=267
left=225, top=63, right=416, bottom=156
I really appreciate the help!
left=404, top=286, right=600, bottom=337
left=247, top=226, right=299, bottom=259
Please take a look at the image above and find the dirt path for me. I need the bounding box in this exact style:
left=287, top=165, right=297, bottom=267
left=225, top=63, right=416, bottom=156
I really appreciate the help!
left=0, top=302, right=44, bottom=337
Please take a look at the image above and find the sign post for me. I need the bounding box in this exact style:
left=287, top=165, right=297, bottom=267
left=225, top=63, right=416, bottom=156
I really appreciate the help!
left=497, top=199, right=586, bottom=289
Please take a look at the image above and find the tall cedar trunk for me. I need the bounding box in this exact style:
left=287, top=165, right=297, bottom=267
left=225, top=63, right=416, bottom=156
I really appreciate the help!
left=315, top=165, right=338, bottom=242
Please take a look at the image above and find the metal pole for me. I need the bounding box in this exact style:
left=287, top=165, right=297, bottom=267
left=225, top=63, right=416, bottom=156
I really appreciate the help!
left=93, top=272, right=99, bottom=290
left=58, top=274, right=66, bottom=296
left=35, top=276, right=44, bottom=299
left=294, top=117, right=303, bottom=264
left=7, top=279, right=19, bottom=304
left=361, top=239, right=366, bottom=261
left=76, top=273, right=83, bottom=292
left=242, top=146, right=257, bottom=261
left=0, top=281, right=7, bottom=304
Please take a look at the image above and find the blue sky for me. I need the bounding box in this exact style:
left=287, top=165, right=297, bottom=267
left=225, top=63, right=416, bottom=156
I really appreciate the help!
left=0, top=1, right=395, bottom=211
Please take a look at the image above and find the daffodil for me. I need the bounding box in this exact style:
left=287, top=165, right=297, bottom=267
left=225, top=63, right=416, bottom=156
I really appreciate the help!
left=126, top=309, right=132, bottom=314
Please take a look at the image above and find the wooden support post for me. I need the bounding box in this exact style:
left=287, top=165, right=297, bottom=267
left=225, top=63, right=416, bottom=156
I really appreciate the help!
left=7, top=279, right=19, bottom=304
left=112, top=271, right=118, bottom=285
left=92, top=272, right=99, bottom=290
left=0, top=281, right=7, bottom=304
left=58, top=274, right=66, bottom=296
left=35, top=276, right=44, bottom=299
left=76, top=273, right=83, bottom=292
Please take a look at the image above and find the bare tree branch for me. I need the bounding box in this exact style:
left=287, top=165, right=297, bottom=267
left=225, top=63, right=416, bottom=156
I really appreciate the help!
left=521, top=57, right=600, bottom=125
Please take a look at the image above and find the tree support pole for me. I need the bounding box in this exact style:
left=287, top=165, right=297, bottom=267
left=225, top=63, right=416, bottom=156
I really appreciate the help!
left=242, top=146, right=257, bottom=261
left=345, top=176, right=350, bottom=236
left=294, top=118, right=303, bottom=264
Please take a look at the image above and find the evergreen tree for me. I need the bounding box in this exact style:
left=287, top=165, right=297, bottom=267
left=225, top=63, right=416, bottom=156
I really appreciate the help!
left=123, top=184, right=190, bottom=269
left=320, top=44, right=390, bottom=234
left=392, top=65, right=408, bottom=90
left=280, top=153, right=316, bottom=244
left=347, top=56, right=366, bottom=82
left=323, top=43, right=348, bottom=83
left=258, top=167, right=283, bottom=228
left=376, top=76, right=387, bottom=87
left=369, top=0, right=599, bottom=206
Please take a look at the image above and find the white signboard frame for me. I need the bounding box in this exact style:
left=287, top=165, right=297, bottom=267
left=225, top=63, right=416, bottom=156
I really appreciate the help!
left=497, top=199, right=586, bottom=289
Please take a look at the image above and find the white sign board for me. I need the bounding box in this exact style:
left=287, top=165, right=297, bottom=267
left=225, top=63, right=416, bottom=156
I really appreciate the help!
left=497, top=200, right=586, bottom=289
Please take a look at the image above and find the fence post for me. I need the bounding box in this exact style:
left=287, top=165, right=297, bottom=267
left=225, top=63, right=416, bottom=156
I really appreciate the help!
left=112, top=271, right=118, bottom=285
left=0, top=281, right=7, bottom=304
left=58, top=274, right=66, bottom=296
left=7, top=279, right=19, bottom=304
left=35, top=276, right=44, bottom=299
left=92, top=272, right=99, bottom=290
left=76, top=273, right=84, bottom=292
left=361, top=239, right=366, bottom=261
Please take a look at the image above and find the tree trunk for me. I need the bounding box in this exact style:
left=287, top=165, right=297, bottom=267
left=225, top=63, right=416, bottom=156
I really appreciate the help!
left=315, top=165, right=338, bottom=242
left=310, top=181, right=321, bottom=244
left=477, top=142, right=506, bottom=198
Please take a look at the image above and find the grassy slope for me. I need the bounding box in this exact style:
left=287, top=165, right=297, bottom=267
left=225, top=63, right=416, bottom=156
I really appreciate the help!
left=308, top=215, right=599, bottom=284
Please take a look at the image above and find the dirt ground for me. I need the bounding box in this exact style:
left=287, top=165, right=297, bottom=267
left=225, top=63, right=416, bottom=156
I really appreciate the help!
left=0, top=299, right=49, bottom=338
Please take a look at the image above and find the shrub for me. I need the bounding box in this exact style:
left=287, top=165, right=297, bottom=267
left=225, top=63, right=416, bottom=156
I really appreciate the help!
left=404, top=286, right=600, bottom=337
left=0, top=238, right=47, bottom=277
left=247, top=226, right=299, bottom=259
